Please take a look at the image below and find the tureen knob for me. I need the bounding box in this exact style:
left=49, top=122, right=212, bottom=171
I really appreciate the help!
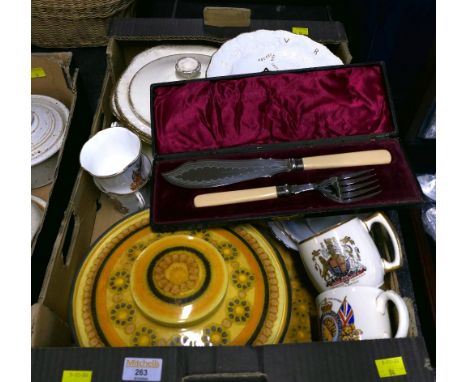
left=175, top=57, right=201, bottom=79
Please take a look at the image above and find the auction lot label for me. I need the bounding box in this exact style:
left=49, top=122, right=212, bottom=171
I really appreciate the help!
left=122, top=358, right=163, bottom=381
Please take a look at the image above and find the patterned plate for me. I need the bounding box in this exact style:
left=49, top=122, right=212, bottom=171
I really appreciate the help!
left=72, top=210, right=292, bottom=347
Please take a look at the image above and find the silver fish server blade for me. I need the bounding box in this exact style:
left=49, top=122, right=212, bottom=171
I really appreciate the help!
left=162, top=158, right=295, bottom=188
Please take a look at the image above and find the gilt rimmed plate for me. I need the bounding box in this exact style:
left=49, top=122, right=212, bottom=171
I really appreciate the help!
left=114, top=45, right=218, bottom=144
left=206, top=29, right=343, bottom=77
left=31, top=95, right=69, bottom=166
left=72, top=210, right=290, bottom=347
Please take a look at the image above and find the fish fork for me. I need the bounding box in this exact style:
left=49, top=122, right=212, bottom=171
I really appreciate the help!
left=194, top=169, right=380, bottom=208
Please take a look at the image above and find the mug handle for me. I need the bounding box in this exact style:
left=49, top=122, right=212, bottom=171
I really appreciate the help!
left=135, top=191, right=147, bottom=209
left=363, top=212, right=403, bottom=272
left=376, top=290, right=410, bottom=338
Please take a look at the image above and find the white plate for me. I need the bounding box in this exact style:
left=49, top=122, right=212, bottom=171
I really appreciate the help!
left=207, top=29, right=343, bottom=77
left=31, top=95, right=69, bottom=166
left=31, top=195, right=47, bottom=241
left=114, top=45, right=218, bottom=143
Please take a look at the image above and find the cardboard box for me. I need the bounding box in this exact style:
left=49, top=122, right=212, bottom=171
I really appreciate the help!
left=31, top=52, right=77, bottom=252
left=31, top=54, right=94, bottom=305
left=31, top=19, right=433, bottom=381
left=31, top=20, right=354, bottom=344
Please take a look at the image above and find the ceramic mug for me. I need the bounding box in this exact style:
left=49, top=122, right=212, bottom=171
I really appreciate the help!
left=80, top=127, right=150, bottom=194
left=316, top=285, right=409, bottom=341
left=298, top=212, right=403, bottom=292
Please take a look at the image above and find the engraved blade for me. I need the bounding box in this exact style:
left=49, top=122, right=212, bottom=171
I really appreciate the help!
left=162, top=158, right=292, bottom=188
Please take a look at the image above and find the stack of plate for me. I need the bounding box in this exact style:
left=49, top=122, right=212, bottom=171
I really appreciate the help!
left=31, top=95, right=69, bottom=188
left=112, top=45, right=218, bottom=144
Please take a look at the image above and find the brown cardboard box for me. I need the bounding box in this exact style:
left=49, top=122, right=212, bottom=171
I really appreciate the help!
left=31, top=52, right=77, bottom=252
left=31, top=20, right=433, bottom=382
left=32, top=23, right=354, bottom=347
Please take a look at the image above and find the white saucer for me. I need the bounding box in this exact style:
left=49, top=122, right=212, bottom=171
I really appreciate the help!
left=207, top=29, right=343, bottom=77
left=31, top=95, right=69, bottom=166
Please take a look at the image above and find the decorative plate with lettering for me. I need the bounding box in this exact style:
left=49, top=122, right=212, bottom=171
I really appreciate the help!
left=206, top=29, right=343, bottom=77
left=72, top=210, right=292, bottom=347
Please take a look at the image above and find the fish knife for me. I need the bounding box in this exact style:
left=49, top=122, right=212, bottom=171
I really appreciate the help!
left=162, top=149, right=391, bottom=188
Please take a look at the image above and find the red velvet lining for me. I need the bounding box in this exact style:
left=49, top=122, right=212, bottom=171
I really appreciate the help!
left=151, top=139, right=422, bottom=228
left=152, top=65, right=393, bottom=155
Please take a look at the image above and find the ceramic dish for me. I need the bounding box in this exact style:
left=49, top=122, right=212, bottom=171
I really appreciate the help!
left=206, top=29, right=343, bottom=77
left=31, top=195, right=47, bottom=241
left=31, top=95, right=69, bottom=166
left=72, top=210, right=292, bottom=347
left=114, top=45, right=218, bottom=144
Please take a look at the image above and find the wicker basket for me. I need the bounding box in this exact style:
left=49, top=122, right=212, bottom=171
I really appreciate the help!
left=32, top=0, right=136, bottom=48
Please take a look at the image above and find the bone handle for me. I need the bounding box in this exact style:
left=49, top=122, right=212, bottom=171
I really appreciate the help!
left=302, top=149, right=391, bottom=170
left=194, top=186, right=278, bottom=208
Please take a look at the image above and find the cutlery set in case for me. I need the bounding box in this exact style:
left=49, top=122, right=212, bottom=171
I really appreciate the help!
left=149, top=63, right=423, bottom=230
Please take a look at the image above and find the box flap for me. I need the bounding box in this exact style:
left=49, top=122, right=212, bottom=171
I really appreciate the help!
left=109, top=18, right=349, bottom=46
left=31, top=53, right=75, bottom=108
left=31, top=303, right=72, bottom=348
